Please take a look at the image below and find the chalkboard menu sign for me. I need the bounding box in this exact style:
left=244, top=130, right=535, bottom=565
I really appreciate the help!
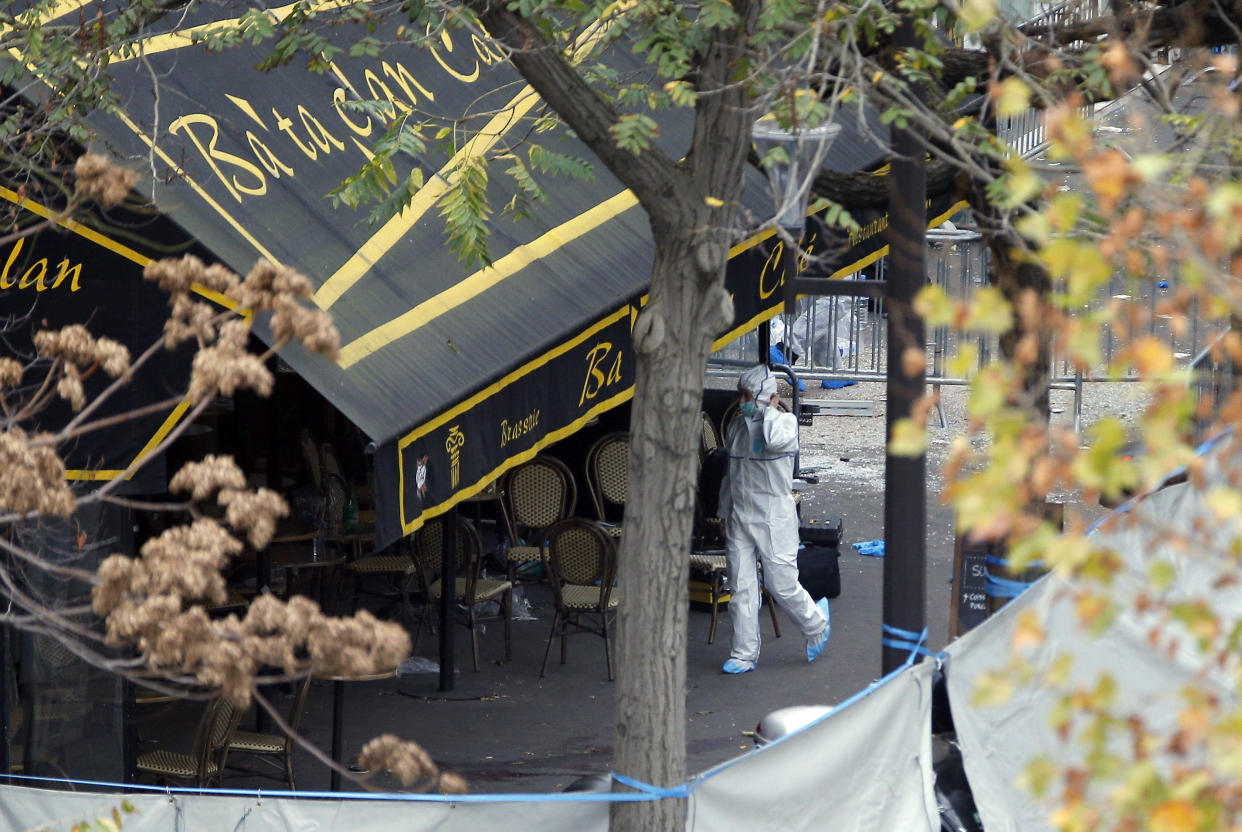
left=950, top=536, right=994, bottom=637
left=950, top=502, right=1063, bottom=638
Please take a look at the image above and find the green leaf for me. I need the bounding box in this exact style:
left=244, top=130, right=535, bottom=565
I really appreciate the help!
left=437, top=158, right=493, bottom=266
left=610, top=114, right=659, bottom=154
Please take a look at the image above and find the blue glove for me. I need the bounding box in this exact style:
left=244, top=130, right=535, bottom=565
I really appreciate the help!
left=852, top=540, right=885, bottom=557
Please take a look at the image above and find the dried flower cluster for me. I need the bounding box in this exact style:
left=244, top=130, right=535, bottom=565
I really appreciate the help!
left=241, top=259, right=340, bottom=360
left=73, top=153, right=138, bottom=208
left=358, top=734, right=468, bottom=793
left=168, top=454, right=247, bottom=501
left=96, top=577, right=409, bottom=705
left=93, top=455, right=409, bottom=705
left=0, top=427, right=74, bottom=515
left=142, top=255, right=339, bottom=403
left=217, top=487, right=287, bottom=549
left=0, top=357, right=23, bottom=388
left=32, top=324, right=131, bottom=411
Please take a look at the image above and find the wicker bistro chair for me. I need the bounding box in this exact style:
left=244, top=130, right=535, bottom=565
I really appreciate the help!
left=700, top=411, right=720, bottom=457
left=136, top=697, right=244, bottom=787
left=408, top=515, right=513, bottom=671
left=501, top=456, right=577, bottom=583
left=225, top=676, right=312, bottom=790
left=688, top=551, right=783, bottom=644
left=540, top=518, right=620, bottom=681
left=585, top=432, right=628, bottom=540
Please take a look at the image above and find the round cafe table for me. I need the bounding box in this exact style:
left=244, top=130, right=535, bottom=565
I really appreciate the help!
left=313, top=669, right=397, bottom=790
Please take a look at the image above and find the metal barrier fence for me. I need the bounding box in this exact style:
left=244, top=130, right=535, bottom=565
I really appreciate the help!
left=710, top=220, right=1221, bottom=428
left=1191, top=333, right=1237, bottom=441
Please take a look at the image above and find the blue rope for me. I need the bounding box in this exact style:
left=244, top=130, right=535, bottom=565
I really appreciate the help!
left=983, top=568, right=1033, bottom=599
left=2, top=605, right=967, bottom=807
left=0, top=773, right=660, bottom=803
left=986, top=554, right=1043, bottom=570
left=611, top=773, right=690, bottom=798
left=880, top=624, right=941, bottom=664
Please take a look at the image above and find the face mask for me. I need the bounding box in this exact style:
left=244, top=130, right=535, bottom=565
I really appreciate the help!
left=739, top=401, right=759, bottom=418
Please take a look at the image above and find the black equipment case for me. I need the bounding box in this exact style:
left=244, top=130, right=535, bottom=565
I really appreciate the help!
left=797, top=516, right=843, bottom=600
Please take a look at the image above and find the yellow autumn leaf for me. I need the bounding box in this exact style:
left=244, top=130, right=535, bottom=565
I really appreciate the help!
left=704, top=196, right=724, bottom=207
left=1075, top=592, right=1110, bottom=629
left=1062, top=319, right=1104, bottom=372
left=953, top=116, right=971, bottom=130
left=1148, top=560, right=1177, bottom=592
left=1046, top=107, right=1091, bottom=161
left=995, top=78, right=1031, bottom=117
left=1082, top=149, right=1134, bottom=213
left=1149, top=799, right=1202, bottom=832
left=972, top=668, right=1017, bottom=707
left=1015, top=212, right=1050, bottom=245
left=968, top=367, right=1008, bottom=418
left=959, top=0, right=998, bottom=32
left=947, top=343, right=980, bottom=379
left=1129, top=336, right=1175, bottom=376
left=1000, top=165, right=1043, bottom=208
left=1046, top=653, right=1074, bottom=687
left=1017, top=757, right=1058, bottom=798
left=888, top=418, right=928, bottom=457
left=913, top=283, right=954, bottom=327
left=1206, top=486, right=1242, bottom=521
left=1047, top=192, right=1084, bottom=231
left=901, top=347, right=925, bottom=378
left=1011, top=608, right=1046, bottom=650
left=1041, top=239, right=1112, bottom=306
left=964, top=286, right=1014, bottom=334
left=1131, top=153, right=1170, bottom=182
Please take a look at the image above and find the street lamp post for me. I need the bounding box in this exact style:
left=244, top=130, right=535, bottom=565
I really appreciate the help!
left=753, top=112, right=928, bottom=675
left=750, top=120, right=843, bottom=322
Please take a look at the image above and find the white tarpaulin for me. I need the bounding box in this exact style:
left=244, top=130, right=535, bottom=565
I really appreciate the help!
left=687, top=660, right=940, bottom=831
left=0, top=661, right=941, bottom=832
left=0, top=783, right=611, bottom=831
left=945, top=436, right=1242, bottom=831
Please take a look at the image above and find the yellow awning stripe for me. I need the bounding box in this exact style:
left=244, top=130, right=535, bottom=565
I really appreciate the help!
left=338, top=188, right=640, bottom=367
left=106, top=1, right=355, bottom=63
left=313, top=17, right=615, bottom=310
left=313, top=86, right=544, bottom=310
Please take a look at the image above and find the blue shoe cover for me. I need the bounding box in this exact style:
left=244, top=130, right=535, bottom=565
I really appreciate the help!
left=807, top=598, right=831, bottom=663
left=722, top=658, right=755, bottom=675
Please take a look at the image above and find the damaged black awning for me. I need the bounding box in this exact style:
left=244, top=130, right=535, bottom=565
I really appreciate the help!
left=60, top=2, right=963, bottom=545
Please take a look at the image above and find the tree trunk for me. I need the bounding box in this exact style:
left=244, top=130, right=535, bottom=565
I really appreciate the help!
left=967, top=120, right=1053, bottom=422
left=611, top=218, right=728, bottom=831
left=991, top=242, right=1053, bottom=421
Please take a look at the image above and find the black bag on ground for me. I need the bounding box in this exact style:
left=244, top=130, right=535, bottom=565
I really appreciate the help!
left=797, top=544, right=841, bottom=600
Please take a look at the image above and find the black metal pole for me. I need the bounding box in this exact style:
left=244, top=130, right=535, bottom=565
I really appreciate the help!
left=438, top=506, right=457, bottom=691
left=782, top=234, right=803, bottom=477
left=0, top=621, right=8, bottom=779
left=882, top=16, right=928, bottom=674
left=758, top=296, right=771, bottom=363
left=330, top=679, right=344, bottom=790
left=122, top=676, right=137, bottom=783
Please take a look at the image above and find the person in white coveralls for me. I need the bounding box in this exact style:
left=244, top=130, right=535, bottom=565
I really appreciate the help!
left=717, top=364, right=829, bottom=674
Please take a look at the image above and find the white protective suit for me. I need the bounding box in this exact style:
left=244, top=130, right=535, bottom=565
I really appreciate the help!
left=718, top=366, right=827, bottom=664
